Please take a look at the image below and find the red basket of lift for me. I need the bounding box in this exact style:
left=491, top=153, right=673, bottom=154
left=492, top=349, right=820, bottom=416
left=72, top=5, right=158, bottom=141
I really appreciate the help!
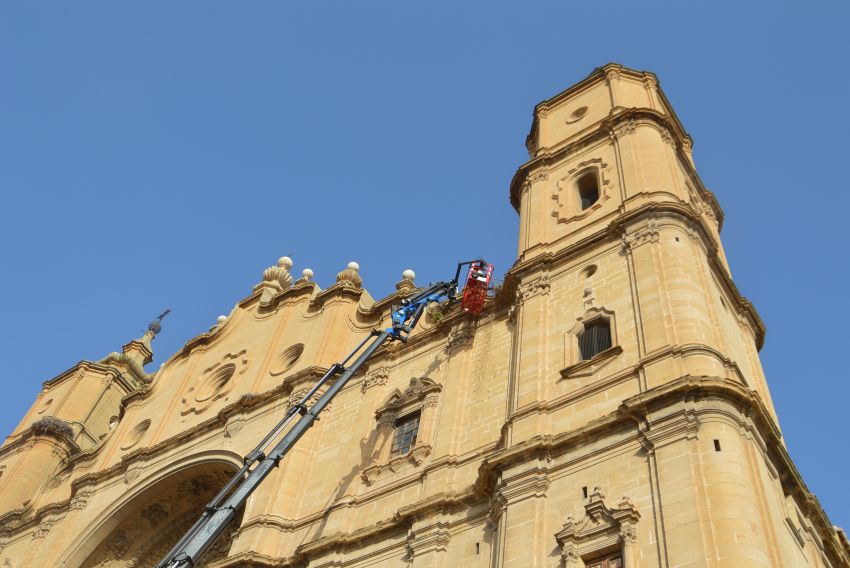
left=461, top=261, right=493, bottom=315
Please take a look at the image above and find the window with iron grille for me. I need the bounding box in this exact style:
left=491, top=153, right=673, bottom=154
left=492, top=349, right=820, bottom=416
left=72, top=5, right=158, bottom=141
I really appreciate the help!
left=585, top=551, right=622, bottom=568
left=577, top=171, right=600, bottom=210
left=579, top=319, right=612, bottom=360
left=390, top=412, right=420, bottom=456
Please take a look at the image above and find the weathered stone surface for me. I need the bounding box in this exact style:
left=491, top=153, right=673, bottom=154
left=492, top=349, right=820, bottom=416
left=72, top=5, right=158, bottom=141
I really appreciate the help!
left=0, top=64, right=846, bottom=568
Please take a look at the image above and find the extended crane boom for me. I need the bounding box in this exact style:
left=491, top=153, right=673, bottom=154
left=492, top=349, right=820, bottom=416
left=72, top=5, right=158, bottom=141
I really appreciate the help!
left=157, top=260, right=490, bottom=567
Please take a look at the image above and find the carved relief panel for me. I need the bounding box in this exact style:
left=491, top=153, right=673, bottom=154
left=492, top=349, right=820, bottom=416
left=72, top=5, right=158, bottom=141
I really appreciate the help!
left=181, top=350, right=249, bottom=415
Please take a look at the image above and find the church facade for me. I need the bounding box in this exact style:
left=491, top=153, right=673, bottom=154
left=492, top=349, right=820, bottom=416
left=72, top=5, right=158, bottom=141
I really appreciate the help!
left=1, top=64, right=847, bottom=567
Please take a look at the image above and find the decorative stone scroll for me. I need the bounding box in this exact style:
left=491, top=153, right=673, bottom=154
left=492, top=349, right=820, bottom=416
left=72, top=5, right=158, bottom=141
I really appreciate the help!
left=555, top=488, right=640, bottom=568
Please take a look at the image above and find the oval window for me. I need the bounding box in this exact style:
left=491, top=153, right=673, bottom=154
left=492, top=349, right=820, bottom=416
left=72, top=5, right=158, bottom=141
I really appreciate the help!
left=270, top=344, right=304, bottom=376
left=121, top=419, right=151, bottom=450
left=195, top=364, right=237, bottom=402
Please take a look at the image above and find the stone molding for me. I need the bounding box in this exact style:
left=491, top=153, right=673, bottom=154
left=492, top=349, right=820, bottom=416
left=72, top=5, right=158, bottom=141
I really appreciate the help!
left=504, top=201, right=765, bottom=349
left=509, top=107, right=718, bottom=225
left=6, top=376, right=846, bottom=565
left=230, top=376, right=849, bottom=566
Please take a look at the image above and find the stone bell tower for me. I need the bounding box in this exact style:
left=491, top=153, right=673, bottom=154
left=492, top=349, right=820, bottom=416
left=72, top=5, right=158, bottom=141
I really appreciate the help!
left=507, top=62, right=778, bottom=421
left=497, top=63, right=847, bottom=566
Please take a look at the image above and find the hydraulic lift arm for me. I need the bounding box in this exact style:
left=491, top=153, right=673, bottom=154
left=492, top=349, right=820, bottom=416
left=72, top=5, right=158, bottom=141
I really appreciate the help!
left=157, top=260, right=491, bottom=568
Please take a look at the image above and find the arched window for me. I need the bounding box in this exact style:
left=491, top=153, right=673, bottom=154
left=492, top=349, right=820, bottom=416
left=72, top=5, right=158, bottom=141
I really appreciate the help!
left=577, top=171, right=600, bottom=210
left=579, top=318, right=612, bottom=360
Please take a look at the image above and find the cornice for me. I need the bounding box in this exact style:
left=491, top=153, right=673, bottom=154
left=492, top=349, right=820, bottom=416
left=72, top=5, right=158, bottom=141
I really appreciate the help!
left=96, top=352, right=153, bottom=385
left=219, top=377, right=849, bottom=566
left=510, top=106, right=722, bottom=229
left=39, top=360, right=135, bottom=393
left=0, top=419, right=79, bottom=462
left=3, top=375, right=846, bottom=564
left=486, top=376, right=848, bottom=565
left=503, top=200, right=764, bottom=349
left=310, top=281, right=363, bottom=307
left=208, top=551, right=280, bottom=568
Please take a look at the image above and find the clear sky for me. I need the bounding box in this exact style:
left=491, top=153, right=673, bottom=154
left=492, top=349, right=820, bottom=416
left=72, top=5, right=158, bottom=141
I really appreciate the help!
left=1, top=1, right=848, bottom=530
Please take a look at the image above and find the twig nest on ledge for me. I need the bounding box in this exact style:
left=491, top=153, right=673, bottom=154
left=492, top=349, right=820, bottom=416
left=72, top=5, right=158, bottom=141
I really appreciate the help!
left=336, top=261, right=362, bottom=288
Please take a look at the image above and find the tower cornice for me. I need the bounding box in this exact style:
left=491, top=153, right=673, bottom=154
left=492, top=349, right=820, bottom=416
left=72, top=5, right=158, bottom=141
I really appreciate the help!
left=503, top=200, right=765, bottom=350
left=510, top=107, right=722, bottom=230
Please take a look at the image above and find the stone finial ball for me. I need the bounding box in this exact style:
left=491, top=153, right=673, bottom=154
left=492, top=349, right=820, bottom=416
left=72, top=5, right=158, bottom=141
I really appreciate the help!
left=402, top=269, right=416, bottom=281
left=278, top=256, right=294, bottom=269
left=217, top=315, right=228, bottom=324
left=302, top=268, right=314, bottom=280
left=347, top=261, right=360, bottom=271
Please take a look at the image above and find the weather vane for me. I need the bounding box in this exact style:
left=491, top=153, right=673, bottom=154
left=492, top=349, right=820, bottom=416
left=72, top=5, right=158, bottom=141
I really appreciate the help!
left=147, top=309, right=172, bottom=336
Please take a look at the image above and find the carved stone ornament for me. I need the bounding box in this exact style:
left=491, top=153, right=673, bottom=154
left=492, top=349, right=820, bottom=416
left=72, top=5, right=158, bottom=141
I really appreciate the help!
left=336, top=261, right=362, bottom=289
left=445, top=325, right=475, bottom=354
left=552, top=158, right=615, bottom=224
left=31, top=517, right=58, bottom=540
left=660, top=127, right=676, bottom=148
left=361, top=443, right=433, bottom=486
left=124, top=462, right=144, bottom=485
left=141, top=502, right=169, bottom=528
left=621, top=219, right=660, bottom=251
left=375, top=377, right=443, bottom=418
left=254, top=256, right=294, bottom=304
left=519, top=274, right=551, bottom=302
left=182, top=350, right=249, bottom=415
left=613, top=119, right=636, bottom=138
left=554, top=488, right=640, bottom=567
left=69, top=489, right=92, bottom=511
left=605, top=67, right=622, bottom=82
left=485, top=491, right=508, bottom=532
left=361, top=366, right=390, bottom=393
left=107, top=528, right=132, bottom=558
left=223, top=416, right=247, bottom=439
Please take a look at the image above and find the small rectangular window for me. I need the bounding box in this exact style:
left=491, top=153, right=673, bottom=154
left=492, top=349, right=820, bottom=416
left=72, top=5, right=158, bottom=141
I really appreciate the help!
left=714, top=439, right=721, bottom=452
left=579, top=319, right=612, bottom=360
left=390, top=412, right=420, bottom=456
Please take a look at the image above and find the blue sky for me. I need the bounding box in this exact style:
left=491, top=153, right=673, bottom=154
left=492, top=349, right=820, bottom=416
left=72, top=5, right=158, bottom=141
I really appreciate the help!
left=1, top=2, right=848, bottom=529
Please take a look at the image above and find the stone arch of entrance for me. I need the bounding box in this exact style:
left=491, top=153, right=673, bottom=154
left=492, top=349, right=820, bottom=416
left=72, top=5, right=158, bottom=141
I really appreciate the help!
left=60, top=450, right=244, bottom=568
